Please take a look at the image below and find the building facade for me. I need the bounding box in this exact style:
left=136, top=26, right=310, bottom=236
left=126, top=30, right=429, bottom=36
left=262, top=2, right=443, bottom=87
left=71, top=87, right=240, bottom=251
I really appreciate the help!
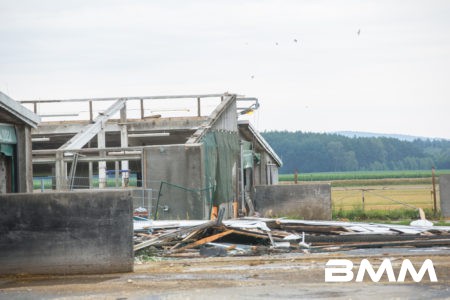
left=0, top=92, right=40, bottom=193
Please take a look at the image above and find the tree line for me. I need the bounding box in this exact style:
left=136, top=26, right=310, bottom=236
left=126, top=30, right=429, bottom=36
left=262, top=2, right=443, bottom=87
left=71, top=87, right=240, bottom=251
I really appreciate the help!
left=261, top=131, right=450, bottom=174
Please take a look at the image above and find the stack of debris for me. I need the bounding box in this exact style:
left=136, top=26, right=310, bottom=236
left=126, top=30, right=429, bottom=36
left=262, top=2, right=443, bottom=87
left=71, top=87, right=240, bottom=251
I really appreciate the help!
left=134, top=217, right=450, bottom=257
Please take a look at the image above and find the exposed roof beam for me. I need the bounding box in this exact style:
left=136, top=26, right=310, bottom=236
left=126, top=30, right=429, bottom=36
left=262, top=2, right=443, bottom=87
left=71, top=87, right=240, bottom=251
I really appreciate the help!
left=20, top=93, right=230, bottom=104
left=59, top=99, right=126, bottom=150
left=32, top=117, right=207, bottom=135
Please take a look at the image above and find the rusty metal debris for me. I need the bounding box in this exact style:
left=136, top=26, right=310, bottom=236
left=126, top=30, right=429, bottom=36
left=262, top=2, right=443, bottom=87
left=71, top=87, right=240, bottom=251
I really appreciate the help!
left=133, top=217, right=450, bottom=257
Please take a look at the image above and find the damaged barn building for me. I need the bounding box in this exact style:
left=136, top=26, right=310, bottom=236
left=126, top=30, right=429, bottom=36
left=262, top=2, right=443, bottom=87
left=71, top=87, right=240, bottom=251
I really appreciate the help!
left=28, top=93, right=284, bottom=219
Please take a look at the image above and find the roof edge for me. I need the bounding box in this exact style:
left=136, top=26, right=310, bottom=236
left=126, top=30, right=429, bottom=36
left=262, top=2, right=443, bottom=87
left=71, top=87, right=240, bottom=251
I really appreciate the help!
left=0, top=92, right=41, bottom=128
left=238, top=120, right=283, bottom=167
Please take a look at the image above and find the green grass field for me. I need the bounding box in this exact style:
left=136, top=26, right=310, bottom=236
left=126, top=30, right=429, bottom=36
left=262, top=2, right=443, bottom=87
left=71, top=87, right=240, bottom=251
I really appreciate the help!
left=279, top=169, right=450, bottom=182
left=33, top=175, right=139, bottom=190
left=279, top=170, right=449, bottom=221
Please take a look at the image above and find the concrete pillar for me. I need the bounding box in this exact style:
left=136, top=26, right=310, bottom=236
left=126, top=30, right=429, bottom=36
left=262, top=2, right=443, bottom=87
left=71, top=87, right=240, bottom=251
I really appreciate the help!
left=55, top=151, right=66, bottom=190
left=115, top=161, right=120, bottom=187
left=14, top=124, right=34, bottom=192
left=440, top=175, right=450, bottom=218
left=97, top=129, right=106, bottom=189
left=88, top=162, right=93, bottom=189
left=0, top=154, right=6, bottom=194
left=120, top=105, right=129, bottom=187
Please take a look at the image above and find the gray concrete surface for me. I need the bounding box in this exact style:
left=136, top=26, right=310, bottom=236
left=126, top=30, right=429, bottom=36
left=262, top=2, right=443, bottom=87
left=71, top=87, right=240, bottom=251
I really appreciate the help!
left=254, top=184, right=332, bottom=220
left=440, top=174, right=450, bottom=218
left=0, top=190, right=133, bottom=275
left=0, top=248, right=448, bottom=299
left=143, top=144, right=207, bottom=220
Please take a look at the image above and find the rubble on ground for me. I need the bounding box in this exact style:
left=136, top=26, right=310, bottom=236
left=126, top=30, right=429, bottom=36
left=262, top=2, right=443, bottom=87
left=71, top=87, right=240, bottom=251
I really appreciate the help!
left=133, top=216, right=450, bottom=258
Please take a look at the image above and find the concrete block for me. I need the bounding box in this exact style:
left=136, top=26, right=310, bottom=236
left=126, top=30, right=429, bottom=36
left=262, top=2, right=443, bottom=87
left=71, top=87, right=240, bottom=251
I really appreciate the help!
left=0, top=190, right=133, bottom=275
left=254, top=184, right=332, bottom=220
left=143, top=145, right=206, bottom=220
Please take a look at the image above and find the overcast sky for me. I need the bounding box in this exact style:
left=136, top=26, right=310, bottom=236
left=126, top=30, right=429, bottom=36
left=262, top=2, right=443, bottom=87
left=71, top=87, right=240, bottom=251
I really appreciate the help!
left=1, top=0, right=449, bottom=139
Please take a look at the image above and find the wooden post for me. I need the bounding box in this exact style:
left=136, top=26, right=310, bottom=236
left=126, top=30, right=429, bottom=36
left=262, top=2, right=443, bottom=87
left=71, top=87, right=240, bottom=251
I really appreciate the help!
left=362, top=189, right=365, bottom=211
left=33, top=102, right=37, bottom=114
left=140, top=99, right=144, bottom=119
left=432, top=166, right=437, bottom=214
left=294, top=169, right=298, bottom=184
left=197, top=97, right=201, bottom=117
left=210, top=206, right=218, bottom=220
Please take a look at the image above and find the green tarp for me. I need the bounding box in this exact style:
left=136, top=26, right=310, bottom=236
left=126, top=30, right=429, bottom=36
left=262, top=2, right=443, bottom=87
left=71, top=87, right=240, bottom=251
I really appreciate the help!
left=202, top=131, right=240, bottom=206
left=0, top=124, right=17, bottom=144
left=242, top=140, right=261, bottom=169
left=0, top=124, right=16, bottom=157
left=0, top=144, right=14, bottom=156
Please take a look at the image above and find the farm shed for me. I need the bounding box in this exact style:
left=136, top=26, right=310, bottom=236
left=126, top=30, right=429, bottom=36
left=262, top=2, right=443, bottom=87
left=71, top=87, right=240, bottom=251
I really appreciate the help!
left=26, top=93, right=282, bottom=219
left=0, top=92, right=40, bottom=193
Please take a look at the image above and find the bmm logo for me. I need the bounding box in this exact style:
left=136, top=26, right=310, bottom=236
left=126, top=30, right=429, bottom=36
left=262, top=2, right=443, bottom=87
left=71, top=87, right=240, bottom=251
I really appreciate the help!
left=325, top=259, right=437, bottom=282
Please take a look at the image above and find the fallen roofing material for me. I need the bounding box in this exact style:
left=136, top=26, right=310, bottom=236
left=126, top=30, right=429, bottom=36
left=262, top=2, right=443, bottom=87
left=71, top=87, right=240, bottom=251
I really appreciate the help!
left=133, top=218, right=450, bottom=257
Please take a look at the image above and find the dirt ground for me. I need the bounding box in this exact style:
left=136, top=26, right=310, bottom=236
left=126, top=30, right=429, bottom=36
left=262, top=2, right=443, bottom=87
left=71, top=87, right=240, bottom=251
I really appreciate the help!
left=0, top=248, right=449, bottom=300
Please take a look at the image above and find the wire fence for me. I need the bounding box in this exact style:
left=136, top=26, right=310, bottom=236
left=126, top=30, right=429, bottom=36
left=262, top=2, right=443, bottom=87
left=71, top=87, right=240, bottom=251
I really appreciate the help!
left=33, top=176, right=216, bottom=220
left=332, top=185, right=440, bottom=212
left=153, top=181, right=214, bottom=220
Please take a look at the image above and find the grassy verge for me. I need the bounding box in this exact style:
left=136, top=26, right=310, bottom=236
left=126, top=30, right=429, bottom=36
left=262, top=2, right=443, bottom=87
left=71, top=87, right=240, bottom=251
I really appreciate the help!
left=332, top=207, right=447, bottom=224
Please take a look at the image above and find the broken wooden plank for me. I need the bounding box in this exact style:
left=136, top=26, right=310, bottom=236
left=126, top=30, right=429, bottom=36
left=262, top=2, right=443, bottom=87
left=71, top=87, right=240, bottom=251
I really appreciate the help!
left=134, top=220, right=217, bottom=251
left=172, top=230, right=236, bottom=253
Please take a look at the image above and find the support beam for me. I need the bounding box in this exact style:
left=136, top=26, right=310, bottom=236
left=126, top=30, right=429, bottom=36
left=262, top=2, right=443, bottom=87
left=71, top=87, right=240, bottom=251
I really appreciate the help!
left=89, top=100, right=93, bottom=122
left=97, top=129, right=106, bottom=189
left=59, top=99, right=126, bottom=150
left=120, top=105, right=129, bottom=187
left=88, top=162, right=93, bottom=189
left=115, top=161, right=120, bottom=187
left=55, top=151, right=66, bottom=190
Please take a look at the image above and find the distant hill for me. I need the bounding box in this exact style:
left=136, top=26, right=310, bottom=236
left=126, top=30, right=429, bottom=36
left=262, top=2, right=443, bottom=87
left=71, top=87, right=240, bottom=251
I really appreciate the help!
left=261, top=131, right=450, bottom=173
left=334, top=131, right=447, bottom=142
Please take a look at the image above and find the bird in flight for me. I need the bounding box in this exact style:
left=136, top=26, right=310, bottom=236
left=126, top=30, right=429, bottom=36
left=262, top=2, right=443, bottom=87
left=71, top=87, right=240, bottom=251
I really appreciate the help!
left=294, top=39, right=298, bottom=43
left=357, top=29, right=361, bottom=35
left=275, top=42, right=279, bottom=46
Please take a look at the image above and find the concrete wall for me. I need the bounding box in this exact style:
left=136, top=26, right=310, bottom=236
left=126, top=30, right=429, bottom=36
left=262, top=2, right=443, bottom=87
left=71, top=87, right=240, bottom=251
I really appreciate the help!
left=254, top=184, right=332, bottom=220
left=143, top=144, right=207, bottom=219
left=15, top=124, right=34, bottom=193
left=440, top=174, right=450, bottom=218
left=0, top=190, right=133, bottom=275
left=0, top=154, right=7, bottom=193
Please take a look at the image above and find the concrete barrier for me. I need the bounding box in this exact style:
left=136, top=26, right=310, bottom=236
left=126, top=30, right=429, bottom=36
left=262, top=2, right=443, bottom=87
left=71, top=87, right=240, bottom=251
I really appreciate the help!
left=0, top=190, right=133, bottom=275
left=440, top=175, right=450, bottom=218
left=254, top=184, right=332, bottom=220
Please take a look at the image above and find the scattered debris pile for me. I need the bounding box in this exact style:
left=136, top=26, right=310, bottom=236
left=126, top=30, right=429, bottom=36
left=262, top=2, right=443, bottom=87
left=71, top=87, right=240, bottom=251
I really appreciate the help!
left=133, top=217, right=450, bottom=258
